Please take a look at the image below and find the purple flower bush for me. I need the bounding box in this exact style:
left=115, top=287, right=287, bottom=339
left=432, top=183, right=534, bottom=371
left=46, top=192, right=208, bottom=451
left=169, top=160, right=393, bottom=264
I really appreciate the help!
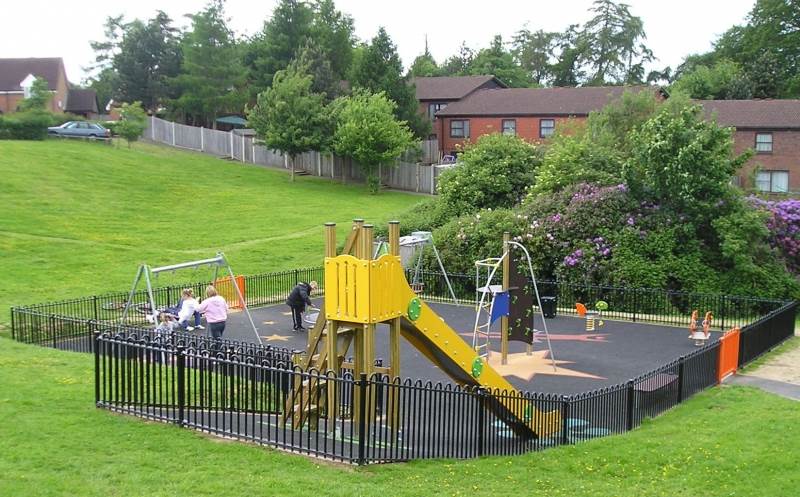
left=750, top=197, right=800, bottom=273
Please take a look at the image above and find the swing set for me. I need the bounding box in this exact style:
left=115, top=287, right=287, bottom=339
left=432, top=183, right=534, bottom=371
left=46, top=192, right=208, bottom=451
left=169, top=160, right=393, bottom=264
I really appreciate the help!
left=119, top=252, right=262, bottom=344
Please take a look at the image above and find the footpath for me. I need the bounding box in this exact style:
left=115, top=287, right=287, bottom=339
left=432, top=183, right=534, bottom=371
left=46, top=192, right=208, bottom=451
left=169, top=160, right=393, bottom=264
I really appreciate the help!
left=728, top=329, right=800, bottom=401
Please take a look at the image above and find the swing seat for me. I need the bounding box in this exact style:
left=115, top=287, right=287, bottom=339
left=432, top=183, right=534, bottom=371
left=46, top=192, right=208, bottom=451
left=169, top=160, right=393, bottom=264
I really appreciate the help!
left=410, top=282, right=425, bottom=294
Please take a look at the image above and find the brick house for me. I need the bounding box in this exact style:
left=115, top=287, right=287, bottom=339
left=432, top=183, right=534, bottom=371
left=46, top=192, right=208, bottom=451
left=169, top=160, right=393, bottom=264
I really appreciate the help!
left=0, top=58, right=70, bottom=114
left=413, top=75, right=506, bottom=139
left=434, top=85, right=665, bottom=156
left=700, top=99, right=800, bottom=194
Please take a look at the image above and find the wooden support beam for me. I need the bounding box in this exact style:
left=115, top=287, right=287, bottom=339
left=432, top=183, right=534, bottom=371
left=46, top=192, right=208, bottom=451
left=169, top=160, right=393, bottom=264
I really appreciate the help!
left=388, top=221, right=400, bottom=256
left=343, top=219, right=364, bottom=256
left=324, top=223, right=336, bottom=258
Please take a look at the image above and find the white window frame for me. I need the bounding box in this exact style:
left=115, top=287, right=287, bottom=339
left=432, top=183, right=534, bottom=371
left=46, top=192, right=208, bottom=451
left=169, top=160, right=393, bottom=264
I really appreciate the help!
left=756, top=170, right=789, bottom=193
left=755, top=132, right=773, bottom=153
left=540, top=119, right=555, bottom=138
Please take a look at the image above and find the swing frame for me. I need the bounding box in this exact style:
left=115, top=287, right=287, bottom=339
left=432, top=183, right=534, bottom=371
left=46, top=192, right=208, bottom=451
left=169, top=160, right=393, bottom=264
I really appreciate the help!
left=403, top=231, right=459, bottom=304
left=119, top=252, right=262, bottom=345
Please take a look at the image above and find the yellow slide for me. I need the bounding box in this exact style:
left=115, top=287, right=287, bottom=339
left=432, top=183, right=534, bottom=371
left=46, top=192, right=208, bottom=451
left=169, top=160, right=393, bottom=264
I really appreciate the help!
left=393, top=268, right=561, bottom=439
left=324, top=253, right=561, bottom=439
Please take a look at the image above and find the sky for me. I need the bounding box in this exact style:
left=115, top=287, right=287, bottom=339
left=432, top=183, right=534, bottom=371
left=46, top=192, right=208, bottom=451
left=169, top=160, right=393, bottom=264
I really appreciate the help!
left=2, top=0, right=756, bottom=84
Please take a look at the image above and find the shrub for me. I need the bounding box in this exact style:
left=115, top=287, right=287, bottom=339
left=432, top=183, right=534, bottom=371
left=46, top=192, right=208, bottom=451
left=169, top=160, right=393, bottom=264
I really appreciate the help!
left=437, top=133, right=540, bottom=217
left=375, top=198, right=451, bottom=238
left=0, top=112, right=51, bottom=140
left=431, top=208, right=523, bottom=275
left=116, top=102, right=148, bottom=147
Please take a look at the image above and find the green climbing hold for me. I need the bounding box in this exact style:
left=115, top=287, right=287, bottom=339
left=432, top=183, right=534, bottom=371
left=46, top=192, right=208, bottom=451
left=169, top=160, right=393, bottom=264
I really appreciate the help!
left=595, top=300, right=609, bottom=311
left=471, top=357, right=484, bottom=378
left=407, top=297, right=422, bottom=321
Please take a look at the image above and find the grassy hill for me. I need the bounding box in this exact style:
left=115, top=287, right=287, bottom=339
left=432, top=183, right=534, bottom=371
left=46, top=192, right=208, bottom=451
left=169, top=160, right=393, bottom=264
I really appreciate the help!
left=0, top=140, right=419, bottom=315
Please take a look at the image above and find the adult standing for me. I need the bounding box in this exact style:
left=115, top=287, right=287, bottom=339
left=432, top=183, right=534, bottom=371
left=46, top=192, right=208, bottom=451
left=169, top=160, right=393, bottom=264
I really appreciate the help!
left=286, top=281, right=317, bottom=331
left=196, top=285, right=228, bottom=342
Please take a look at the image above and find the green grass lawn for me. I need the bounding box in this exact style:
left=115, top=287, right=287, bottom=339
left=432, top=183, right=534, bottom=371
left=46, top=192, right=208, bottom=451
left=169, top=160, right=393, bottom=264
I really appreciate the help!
left=0, top=140, right=420, bottom=317
left=1, top=336, right=798, bottom=497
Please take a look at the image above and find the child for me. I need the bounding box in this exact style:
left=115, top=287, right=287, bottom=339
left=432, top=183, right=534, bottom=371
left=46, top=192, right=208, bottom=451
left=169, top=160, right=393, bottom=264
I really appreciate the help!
left=155, top=312, right=179, bottom=335
left=177, top=289, right=203, bottom=331
left=196, top=285, right=228, bottom=342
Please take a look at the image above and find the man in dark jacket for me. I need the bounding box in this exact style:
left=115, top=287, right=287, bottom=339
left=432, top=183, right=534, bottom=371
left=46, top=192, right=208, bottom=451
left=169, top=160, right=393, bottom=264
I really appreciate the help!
left=286, top=281, right=317, bottom=331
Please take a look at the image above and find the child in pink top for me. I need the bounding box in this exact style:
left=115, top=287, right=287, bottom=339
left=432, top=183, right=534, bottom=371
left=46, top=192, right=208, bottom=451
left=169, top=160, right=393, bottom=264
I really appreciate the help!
left=196, top=285, right=228, bottom=341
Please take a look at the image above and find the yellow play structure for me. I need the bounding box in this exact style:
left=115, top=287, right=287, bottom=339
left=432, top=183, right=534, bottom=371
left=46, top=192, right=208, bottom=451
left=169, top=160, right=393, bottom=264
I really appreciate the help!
left=284, top=219, right=560, bottom=439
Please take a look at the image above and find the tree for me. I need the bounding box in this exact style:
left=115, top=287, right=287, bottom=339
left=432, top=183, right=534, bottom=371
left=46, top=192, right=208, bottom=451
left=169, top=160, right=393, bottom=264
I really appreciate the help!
left=550, top=25, right=587, bottom=86
left=580, top=0, right=653, bottom=85
left=112, top=12, right=182, bottom=112
left=309, top=0, right=354, bottom=80
left=116, top=102, right=148, bottom=147
left=624, top=104, right=751, bottom=227
left=244, top=0, right=314, bottom=97
left=467, top=35, right=531, bottom=87
left=349, top=27, right=430, bottom=138
left=332, top=91, right=415, bottom=193
left=17, top=77, right=51, bottom=112
left=440, top=42, right=474, bottom=75
left=512, top=28, right=558, bottom=86
left=171, top=0, right=246, bottom=127
left=247, top=67, right=330, bottom=182
left=671, top=59, right=753, bottom=99
left=409, top=39, right=440, bottom=77
left=288, top=41, right=341, bottom=101
left=675, top=0, right=800, bottom=98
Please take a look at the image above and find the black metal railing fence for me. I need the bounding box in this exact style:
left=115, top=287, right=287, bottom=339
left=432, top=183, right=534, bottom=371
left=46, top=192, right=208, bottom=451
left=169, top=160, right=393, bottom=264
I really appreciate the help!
left=93, top=327, right=729, bottom=464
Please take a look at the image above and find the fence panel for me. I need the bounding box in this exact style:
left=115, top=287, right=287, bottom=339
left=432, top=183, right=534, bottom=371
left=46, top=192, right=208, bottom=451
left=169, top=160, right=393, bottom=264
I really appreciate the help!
left=174, top=122, right=202, bottom=150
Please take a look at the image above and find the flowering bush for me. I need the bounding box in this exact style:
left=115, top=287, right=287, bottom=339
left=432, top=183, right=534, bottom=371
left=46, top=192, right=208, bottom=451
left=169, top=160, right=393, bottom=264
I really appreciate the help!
left=750, top=197, right=800, bottom=274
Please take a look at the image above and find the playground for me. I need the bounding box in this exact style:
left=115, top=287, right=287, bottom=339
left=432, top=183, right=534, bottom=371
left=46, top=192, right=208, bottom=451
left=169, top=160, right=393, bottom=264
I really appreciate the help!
left=226, top=300, right=717, bottom=395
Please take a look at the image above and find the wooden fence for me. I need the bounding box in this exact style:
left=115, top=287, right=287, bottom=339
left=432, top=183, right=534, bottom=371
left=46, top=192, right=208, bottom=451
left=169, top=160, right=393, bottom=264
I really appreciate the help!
left=146, top=116, right=444, bottom=194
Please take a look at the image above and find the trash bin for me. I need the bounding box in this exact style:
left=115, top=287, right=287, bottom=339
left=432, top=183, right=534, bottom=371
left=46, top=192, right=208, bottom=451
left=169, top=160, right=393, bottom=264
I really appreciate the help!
left=541, top=296, right=557, bottom=318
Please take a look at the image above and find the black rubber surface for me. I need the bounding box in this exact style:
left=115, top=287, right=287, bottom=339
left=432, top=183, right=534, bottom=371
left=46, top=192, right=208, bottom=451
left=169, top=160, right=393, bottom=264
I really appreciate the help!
left=223, top=299, right=718, bottom=395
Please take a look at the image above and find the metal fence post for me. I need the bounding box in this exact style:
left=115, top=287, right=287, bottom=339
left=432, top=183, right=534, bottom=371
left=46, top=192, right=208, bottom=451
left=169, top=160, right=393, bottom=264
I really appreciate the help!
left=93, top=295, right=99, bottom=322
left=720, top=295, right=726, bottom=331
left=476, top=388, right=486, bottom=457
left=176, top=345, right=186, bottom=426
left=561, top=397, right=571, bottom=445
left=49, top=314, right=56, bottom=349
left=632, top=289, right=638, bottom=322
left=357, top=373, right=368, bottom=465
left=677, top=356, right=685, bottom=403
left=10, top=307, right=15, bottom=341
left=294, top=269, right=299, bottom=285
left=626, top=380, right=635, bottom=431
left=94, top=331, right=101, bottom=405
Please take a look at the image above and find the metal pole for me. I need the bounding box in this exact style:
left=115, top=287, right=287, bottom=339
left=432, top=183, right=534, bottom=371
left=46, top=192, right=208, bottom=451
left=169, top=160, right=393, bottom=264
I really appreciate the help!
left=221, top=254, right=262, bottom=345
left=429, top=234, right=458, bottom=304
left=142, top=266, right=158, bottom=325
left=120, top=265, right=144, bottom=324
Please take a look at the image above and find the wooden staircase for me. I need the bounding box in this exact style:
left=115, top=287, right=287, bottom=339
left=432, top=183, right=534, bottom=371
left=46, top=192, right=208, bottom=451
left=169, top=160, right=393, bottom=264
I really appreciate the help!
left=283, top=316, right=356, bottom=429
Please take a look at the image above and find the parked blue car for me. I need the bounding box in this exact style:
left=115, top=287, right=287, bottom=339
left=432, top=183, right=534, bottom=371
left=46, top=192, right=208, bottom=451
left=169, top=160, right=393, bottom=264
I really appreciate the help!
left=48, top=121, right=111, bottom=139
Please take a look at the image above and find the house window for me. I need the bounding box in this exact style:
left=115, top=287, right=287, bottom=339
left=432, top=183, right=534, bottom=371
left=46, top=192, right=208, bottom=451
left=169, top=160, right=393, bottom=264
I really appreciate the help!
left=756, top=170, right=789, bottom=193
left=450, top=120, right=469, bottom=138
left=540, top=119, right=555, bottom=138
left=755, top=133, right=773, bottom=153
left=428, top=103, right=447, bottom=120
left=502, top=119, right=516, bottom=136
